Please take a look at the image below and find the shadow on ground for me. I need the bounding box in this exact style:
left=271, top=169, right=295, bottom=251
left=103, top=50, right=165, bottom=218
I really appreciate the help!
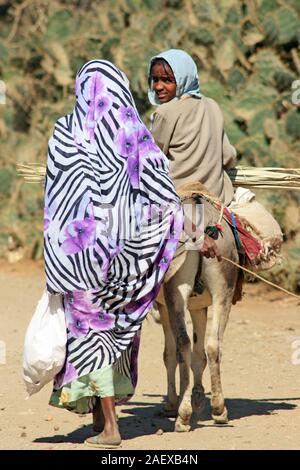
left=33, top=395, right=299, bottom=444
left=193, top=395, right=298, bottom=428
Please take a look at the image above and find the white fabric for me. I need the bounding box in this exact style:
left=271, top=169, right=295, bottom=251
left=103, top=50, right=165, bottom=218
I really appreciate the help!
left=230, top=199, right=283, bottom=240
left=23, top=291, right=66, bottom=396
left=229, top=186, right=256, bottom=209
left=229, top=189, right=283, bottom=271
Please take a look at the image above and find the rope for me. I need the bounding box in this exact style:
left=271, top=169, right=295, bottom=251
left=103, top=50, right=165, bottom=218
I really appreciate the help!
left=179, top=191, right=299, bottom=301
left=222, top=256, right=300, bottom=301
left=217, top=203, right=224, bottom=225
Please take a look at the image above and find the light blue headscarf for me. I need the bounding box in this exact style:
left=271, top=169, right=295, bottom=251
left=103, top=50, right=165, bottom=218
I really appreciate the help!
left=148, top=49, right=201, bottom=105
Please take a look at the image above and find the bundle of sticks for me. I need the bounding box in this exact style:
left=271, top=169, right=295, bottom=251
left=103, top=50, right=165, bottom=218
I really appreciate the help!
left=227, top=167, right=300, bottom=190
left=17, top=163, right=46, bottom=183
left=17, top=163, right=300, bottom=190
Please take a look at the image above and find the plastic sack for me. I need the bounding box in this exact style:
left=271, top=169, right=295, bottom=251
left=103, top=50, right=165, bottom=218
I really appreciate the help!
left=23, top=290, right=66, bottom=396
left=229, top=188, right=283, bottom=270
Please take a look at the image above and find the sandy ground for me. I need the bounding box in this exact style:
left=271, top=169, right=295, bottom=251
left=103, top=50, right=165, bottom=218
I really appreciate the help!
left=0, top=260, right=300, bottom=451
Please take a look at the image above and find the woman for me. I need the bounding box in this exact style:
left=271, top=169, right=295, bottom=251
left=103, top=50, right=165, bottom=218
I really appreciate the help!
left=44, top=60, right=183, bottom=448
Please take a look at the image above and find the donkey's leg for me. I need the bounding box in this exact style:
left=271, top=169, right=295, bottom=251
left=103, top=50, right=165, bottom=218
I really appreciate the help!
left=159, top=302, right=178, bottom=416
left=164, top=282, right=192, bottom=431
left=190, top=307, right=208, bottom=413
left=164, top=251, right=199, bottom=432
left=206, top=298, right=231, bottom=424
left=204, top=262, right=238, bottom=424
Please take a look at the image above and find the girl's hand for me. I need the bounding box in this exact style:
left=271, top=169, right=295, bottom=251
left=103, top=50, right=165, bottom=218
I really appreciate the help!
left=200, top=234, right=222, bottom=262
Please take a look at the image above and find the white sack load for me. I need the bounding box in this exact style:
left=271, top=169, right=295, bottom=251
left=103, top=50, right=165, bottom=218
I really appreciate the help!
left=23, top=291, right=66, bottom=396
left=229, top=187, right=283, bottom=271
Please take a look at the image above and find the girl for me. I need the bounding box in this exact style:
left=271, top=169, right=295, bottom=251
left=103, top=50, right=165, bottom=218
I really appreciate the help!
left=148, top=49, right=237, bottom=259
left=148, top=48, right=237, bottom=206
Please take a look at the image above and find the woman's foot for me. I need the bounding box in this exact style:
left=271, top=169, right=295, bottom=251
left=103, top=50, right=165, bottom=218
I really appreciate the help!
left=93, top=397, right=105, bottom=432
left=85, top=429, right=122, bottom=449
left=87, top=395, right=121, bottom=448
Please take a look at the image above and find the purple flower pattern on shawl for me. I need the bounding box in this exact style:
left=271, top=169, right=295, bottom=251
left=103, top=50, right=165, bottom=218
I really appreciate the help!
left=54, top=361, right=78, bottom=389
left=137, top=126, right=160, bottom=158
left=89, top=312, right=115, bottom=331
left=115, top=126, right=141, bottom=187
left=127, top=154, right=140, bottom=189
left=156, top=208, right=183, bottom=273
left=157, top=239, right=178, bottom=272
left=109, top=239, right=123, bottom=259
left=67, top=311, right=90, bottom=338
left=61, top=218, right=96, bottom=255
left=130, top=333, right=140, bottom=388
left=66, top=291, right=115, bottom=335
left=44, top=207, right=50, bottom=232
left=85, top=72, right=112, bottom=141
left=116, top=125, right=162, bottom=188
left=115, top=127, right=137, bottom=157
left=66, top=291, right=94, bottom=314
left=124, top=286, right=160, bottom=320
left=118, top=105, right=139, bottom=126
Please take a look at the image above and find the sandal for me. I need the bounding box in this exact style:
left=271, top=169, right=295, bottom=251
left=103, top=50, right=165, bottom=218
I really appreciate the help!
left=85, top=433, right=122, bottom=449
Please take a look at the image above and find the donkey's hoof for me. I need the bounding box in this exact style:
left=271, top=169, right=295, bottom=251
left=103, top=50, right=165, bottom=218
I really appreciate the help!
left=175, top=402, right=192, bottom=431
left=175, top=421, right=191, bottom=432
left=164, top=407, right=178, bottom=418
left=164, top=399, right=178, bottom=417
left=212, top=408, right=228, bottom=424
left=192, top=391, right=206, bottom=413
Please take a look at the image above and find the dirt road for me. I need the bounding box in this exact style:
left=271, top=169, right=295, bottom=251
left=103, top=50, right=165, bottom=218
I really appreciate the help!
left=0, top=261, right=299, bottom=450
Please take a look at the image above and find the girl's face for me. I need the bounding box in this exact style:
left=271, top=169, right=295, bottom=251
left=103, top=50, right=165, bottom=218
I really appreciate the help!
left=150, top=62, right=177, bottom=103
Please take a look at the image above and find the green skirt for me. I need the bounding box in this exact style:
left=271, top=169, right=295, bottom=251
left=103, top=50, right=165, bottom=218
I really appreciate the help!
left=49, top=364, right=134, bottom=414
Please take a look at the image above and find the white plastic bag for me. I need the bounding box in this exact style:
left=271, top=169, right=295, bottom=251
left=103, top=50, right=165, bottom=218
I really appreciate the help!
left=229, top=187, right=283, bottom=271
left=23, top=290, right=66, bottom=396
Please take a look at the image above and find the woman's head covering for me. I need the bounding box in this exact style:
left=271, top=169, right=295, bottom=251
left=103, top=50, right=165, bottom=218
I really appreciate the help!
left=148, top=49, right=201, bottom=105
left=44, top=60, right=183, bottom=306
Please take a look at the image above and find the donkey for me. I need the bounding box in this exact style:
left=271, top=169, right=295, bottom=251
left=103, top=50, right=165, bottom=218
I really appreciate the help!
left=155, top=193, right=240, bottom=432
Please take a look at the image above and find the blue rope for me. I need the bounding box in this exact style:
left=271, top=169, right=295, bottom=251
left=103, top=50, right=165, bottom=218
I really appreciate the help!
left=230, top=211, right=242, bottom=250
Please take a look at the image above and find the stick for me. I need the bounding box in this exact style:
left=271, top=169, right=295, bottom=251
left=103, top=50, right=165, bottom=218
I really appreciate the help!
left=222, top=256, right=300, bottom=301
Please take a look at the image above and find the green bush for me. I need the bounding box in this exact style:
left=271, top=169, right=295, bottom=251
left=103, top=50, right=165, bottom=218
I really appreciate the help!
left=0, top=0, right=299, bottom=290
